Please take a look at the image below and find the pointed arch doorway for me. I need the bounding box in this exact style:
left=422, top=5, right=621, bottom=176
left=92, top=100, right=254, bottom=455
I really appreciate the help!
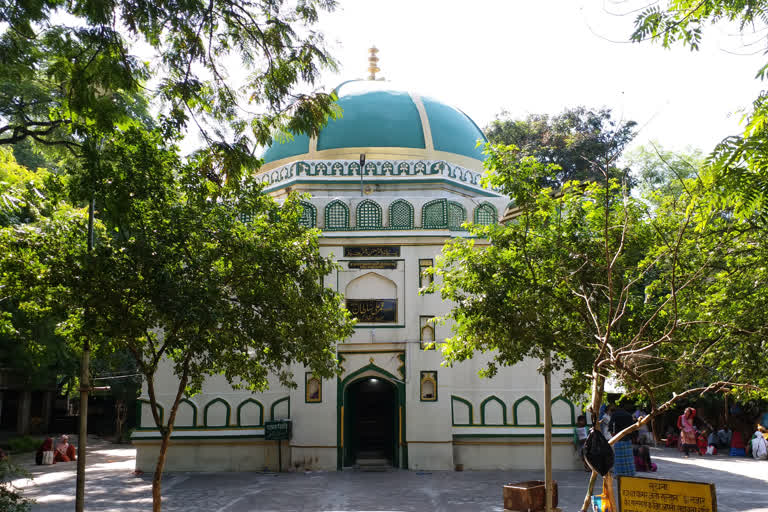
left=337, top=364, right=407, bottom=470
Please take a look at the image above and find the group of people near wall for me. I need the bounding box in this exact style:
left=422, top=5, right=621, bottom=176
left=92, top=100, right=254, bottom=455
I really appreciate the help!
left=666, top=406, right=768, bottom=460
left=35, top=435, right=76, bottom=465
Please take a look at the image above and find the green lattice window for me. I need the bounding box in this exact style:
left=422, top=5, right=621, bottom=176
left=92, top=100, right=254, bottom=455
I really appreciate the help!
left=448, top=201, right=466, bottom=230
left=422, top=199, right=448, bottom=229
left=239, top=211, right=254, bottom=224
left=474, top=203, right=497, bottom=226
left=356, top=200, right=382, bottom=229
left=299, top=201, right=316, bottom=228
left=389, top=200, right=414, bottom=229
left=325, top=200, right=349, bottom=230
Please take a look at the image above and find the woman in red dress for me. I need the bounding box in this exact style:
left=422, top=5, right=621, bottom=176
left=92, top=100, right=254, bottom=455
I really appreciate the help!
left=53, top=435, right=76, bottom=462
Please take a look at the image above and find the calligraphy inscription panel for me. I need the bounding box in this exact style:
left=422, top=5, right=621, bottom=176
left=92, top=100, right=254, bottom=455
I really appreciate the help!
left=345, top=299, right=397, bottom=323
left=348, top=261, right=398, bottom=270
left=344, top=246, right=400, bottom=257
left=618, top=476, right=716, bottom=512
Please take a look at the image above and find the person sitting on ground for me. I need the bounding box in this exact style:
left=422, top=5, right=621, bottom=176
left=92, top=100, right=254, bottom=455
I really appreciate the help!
left=697, top=430, right=709, bottom=455
left=751, top=427, right=768, bottom=460
left=665, top=425, right=679, bottom=448
left=680, top=407, right=699, bottom=457
left=53, top=435, right=76, bottom=463
left=573, top=415, right=590, bottom=471
left=716, top=426, right=732, bottom=449
left=633, top=445, right=657, bottom=472
left=35, top=437, right=54, bottom=465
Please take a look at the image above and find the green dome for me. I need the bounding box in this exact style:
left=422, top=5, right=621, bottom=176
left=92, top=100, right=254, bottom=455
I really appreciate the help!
left=262, top=80, right=487, bottom=164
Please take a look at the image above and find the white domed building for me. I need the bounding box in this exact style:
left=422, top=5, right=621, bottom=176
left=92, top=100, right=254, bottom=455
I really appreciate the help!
left=133, top=59, right=581, bottom=472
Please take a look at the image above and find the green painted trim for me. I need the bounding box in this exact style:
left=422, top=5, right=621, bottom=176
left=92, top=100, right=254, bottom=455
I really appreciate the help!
left=236, top=398, right=264, bottom=427
left=138, top=399, right=164, bottom=427
left=203, top=398, right=231, bottom=427
left=419, top=371, right=438, bottom=402
left=480, top=395, right=507, bottom=425
left=397, top=353, right=406, bottom=380
left=178, top=398, right=198, bottom=427
left=264, top=179, right=503, bottom=197
left=512, top=395, right=541, bottom=426
left=323, top=234, right=478, bottom=239
left=452, top=433, right=574, bottom=438
left=134, top=425, right=263, bottom=432
left=134, top=434, right=267, bottom=440
left=305, top=372, right=323, bottom=404
left=451, top=395, right=474, bottom=426
left=551, top=395, right=576, bottom=426
left=337, top=362, right=407, bottom=470
left=270, top=396, right=290, bottom=420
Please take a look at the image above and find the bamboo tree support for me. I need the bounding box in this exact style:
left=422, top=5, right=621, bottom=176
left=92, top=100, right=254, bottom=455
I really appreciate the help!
left=544, top=352, right=553, bottom=512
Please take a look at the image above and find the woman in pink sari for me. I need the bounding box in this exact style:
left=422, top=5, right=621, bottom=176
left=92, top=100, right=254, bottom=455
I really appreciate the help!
left=53, top=435, right=76, bottom=462
left=680, top=408, right=698, bottom=457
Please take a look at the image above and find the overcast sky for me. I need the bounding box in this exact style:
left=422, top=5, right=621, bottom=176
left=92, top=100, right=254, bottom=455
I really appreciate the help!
left=310, top=0, right=766, bottom=154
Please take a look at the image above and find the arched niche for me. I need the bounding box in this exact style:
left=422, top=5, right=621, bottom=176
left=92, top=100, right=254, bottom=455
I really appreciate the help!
left=422, top=199, right=448, bottom=229
left=271, top=396, right=290, bottom=420
left=474, top=202, right=498, bottom=225
left=325, top=200, right=349, bottom=230
left=138, top=400, right=164, bottom=428
left=551, top=395, right=576, bottom=426
left=175, top=399, right=197, bottom=427
left=448, top=201, right=466, bottom=230
left=389, top=200, right=414, bottom=229
left=299, top=201, right=316, bottom=228
left=356, top=199, right=383, bottom=229
left=345, top=272, right=396, bottom=300
left=480, top=395, right=507, bottom=425
left=451, top=396, right=473, bottom=426
left=513, top=395, right=541, bottom=426
left=237, top=398, right=264, bottom=427
left=203, top=398, right=231, bottom=427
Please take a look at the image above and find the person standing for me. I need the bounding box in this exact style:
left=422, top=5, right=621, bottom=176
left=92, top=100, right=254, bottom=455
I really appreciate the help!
left=609, top=406, right=636, bottom=477
left=680, top=408, right=698, bottom=457
left=600, top=405, right=615, bottom=440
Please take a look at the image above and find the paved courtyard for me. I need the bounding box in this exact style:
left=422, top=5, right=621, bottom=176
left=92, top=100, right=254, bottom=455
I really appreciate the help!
left=8, top=436, right=768, bottom=511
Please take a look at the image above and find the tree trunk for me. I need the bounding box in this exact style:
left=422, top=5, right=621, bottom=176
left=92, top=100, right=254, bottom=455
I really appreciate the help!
left=152, top=431, right=172, bottom=512
left=579, top=373, right=604, bottom=512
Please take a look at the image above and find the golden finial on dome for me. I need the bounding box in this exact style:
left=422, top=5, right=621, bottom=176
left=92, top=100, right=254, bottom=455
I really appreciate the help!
left=367, top=46, right=380, bottom=80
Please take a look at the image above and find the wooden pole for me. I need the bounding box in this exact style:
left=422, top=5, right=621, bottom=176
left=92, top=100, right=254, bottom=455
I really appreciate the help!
left=544, top=352, right=553, bottom=512
left=75, top=197, right=95, bottom=512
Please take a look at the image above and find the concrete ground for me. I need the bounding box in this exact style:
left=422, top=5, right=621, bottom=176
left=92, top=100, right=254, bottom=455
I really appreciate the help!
left=7, top=436, right=768, bottom=511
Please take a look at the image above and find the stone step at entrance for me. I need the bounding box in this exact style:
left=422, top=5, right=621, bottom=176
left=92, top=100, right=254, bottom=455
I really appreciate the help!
left=355, top=451, right=392, bottom=472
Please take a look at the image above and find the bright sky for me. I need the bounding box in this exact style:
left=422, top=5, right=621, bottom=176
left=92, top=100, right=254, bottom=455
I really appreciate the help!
left=312, top=0, right=767, bottom=154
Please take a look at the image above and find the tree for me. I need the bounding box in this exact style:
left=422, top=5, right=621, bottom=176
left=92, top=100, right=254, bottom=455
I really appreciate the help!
left=0, top=0, right=339, bottom=178
left=631, top=1, right=768, bottom=220
left=427, top=142, right=768, bottom=510
left=484, top=107, right=637, bottom=188
left=0, top=127, right=355, bottom=511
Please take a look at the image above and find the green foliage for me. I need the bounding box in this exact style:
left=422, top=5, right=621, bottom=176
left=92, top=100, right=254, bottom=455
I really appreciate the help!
left=0, top=0, right=340, bottom=178
left=0, top=456, right=33, bottom=512
left=430, top=142, right=768, bottom=410
left=631, top=1, right=768, bottom=222
left=484, top=107, right=637, bottom=188
left=6, top=437, right=41, bottom=454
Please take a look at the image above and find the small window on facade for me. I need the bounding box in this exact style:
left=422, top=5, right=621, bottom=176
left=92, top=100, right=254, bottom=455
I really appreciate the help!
left=474, top=203, right=498, bottom=226
left=299, top=201, right=316, bottom=228
left=420, top=316, right=436, bottom=350
left=419, top=258, right=433, bottom=289
left=325, top=200, right=349, bottom=230
left=420, top=371, right=438, bottom=401
left=448, top=201, right=466, bottom=230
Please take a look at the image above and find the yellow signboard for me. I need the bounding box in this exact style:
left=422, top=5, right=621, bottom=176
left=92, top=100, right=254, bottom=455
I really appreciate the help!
left=618, top=476, right=717, bottom=512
